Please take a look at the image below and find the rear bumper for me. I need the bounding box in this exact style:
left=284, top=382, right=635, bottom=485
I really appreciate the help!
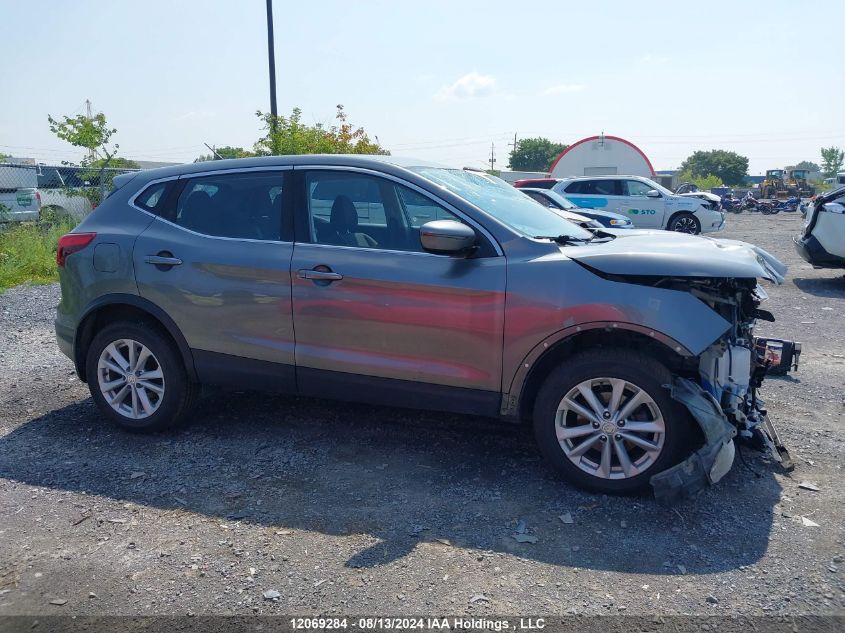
left=794, top=235, right=845, bottom=268
left=55, top=319, right=74, bottom=362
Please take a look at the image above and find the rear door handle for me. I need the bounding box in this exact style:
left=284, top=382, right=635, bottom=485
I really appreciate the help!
left=144, top=255, right=183, bottom=266
left=297, top=269, right=343, bottom=281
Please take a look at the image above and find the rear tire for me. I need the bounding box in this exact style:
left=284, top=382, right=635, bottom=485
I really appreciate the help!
left=533, top=348, right=695, bottom=494
left=667, top=212, right=701, bottom=234
left=85, top=321, right=199, bottom=432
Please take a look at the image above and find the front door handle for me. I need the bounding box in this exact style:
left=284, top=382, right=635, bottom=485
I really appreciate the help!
left=144, top=254, right=183, bottom=267
left=297, top=268, right=343, bottom=282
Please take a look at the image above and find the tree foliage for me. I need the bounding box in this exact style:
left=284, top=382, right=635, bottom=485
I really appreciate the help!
left=254, top=105, right=387, bottom=156
left=48, top=113, right=117, bottom=159
left=508, top=137, right=567, bottom=171
left=47, top=110, right=133, bottom=205
left=678, top=150, right=749, bottom=186
left=194, top=146, right=255, bottom=162
left=793, top=160, right=820, bottom=172
left=820, top=147, right=844, bottom=178
left=676, top=170, right=722, bottom=191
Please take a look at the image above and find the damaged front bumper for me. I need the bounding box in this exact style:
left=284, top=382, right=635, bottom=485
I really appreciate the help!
left=651, top=336, right=800, bottom=505
left=651, top=378, right=737, bottom=505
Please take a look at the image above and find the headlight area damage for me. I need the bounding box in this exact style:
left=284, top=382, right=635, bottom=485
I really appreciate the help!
left=569, top=238, right=798, bottom=503
left=649, top=276, right=799, bottom=504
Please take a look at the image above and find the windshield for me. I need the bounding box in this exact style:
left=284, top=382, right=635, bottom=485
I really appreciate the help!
left=411, top=168, right=592, bottom=240
left=634, top=177, right=674, bottom=197
left=538, top=189, right=578, bottom=210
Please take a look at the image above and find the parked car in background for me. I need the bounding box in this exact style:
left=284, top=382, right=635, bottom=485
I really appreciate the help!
left=674, top=182, right=723, bottom=208
left=0, top=163, right=41, bottom=221
left=56, top=155, right=794, bottom=502
left=551, top=175, right=725, bottom=234
left=794, top=186, right=845, bottom=268
left=520, top=187, right=634, bottom=229
left=36, top=165, right=96, bottom=218
left=513, top=177, right=558, bottom=189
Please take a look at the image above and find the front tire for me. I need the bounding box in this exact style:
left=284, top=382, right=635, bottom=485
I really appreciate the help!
left=667, top=212, right=701, bottom=234
left=533, top=349, right=694, bottom=494
left=85, top=321, right=199, bottom=432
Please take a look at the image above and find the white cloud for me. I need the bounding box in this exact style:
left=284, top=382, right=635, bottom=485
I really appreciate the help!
left=434, top=72, right=497, bottom=101
left=541, top=83, right=585, bottom=96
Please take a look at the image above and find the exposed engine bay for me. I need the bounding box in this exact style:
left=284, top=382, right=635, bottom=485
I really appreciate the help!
left=644, top=277, right=800, bottom=504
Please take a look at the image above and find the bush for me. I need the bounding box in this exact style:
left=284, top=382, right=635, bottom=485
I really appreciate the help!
left=0, top=212, right=78, bottom=291
left=676, top=171, right=723, bottom=192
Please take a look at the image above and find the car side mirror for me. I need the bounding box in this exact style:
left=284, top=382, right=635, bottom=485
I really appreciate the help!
left=646, top=189, right=661, bottom=198
left=419, top=220, right=476, bottom=255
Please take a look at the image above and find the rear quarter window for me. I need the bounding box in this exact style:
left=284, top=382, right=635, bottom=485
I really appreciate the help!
left=134, top=182, right=171, bottom=213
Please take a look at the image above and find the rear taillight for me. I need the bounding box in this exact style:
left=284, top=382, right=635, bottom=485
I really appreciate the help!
left=56, top=233, right=96, bottom=267
left=35, top=191, right=42, bottom=208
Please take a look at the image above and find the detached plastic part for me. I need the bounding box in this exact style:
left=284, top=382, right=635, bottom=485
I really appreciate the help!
left=651, top=377, right=737, bottom=505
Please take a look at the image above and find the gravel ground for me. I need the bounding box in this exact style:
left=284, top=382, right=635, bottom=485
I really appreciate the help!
left=0, top=212, right=843, bottom=617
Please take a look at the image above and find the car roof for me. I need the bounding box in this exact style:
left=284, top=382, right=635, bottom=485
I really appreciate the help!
left=127, top=154, right=450, bottom=183
left=557, top=175, right=649, bottom=182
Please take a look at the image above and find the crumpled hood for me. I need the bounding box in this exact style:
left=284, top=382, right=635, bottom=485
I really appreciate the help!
left=566, top=231, right=787, bottom=284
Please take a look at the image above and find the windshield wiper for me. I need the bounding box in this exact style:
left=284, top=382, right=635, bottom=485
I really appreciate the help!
left=534, top=234, right=594, bottom=245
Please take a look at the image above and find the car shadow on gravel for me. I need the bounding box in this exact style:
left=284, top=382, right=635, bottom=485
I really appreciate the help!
left=793, top=275, right=845, bottom=298
left=0, top=391, right=782, bottom=575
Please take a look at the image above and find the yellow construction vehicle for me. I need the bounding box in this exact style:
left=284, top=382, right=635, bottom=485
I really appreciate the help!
left=784, top=169, right=815, bottom=197
left=760, top=169, right=788, bottom=199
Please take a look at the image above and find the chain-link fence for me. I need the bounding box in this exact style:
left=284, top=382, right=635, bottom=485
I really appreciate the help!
left=0, top=162, right=139, bottom=223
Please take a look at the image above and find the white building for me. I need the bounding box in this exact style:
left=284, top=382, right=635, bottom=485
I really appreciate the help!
left=550, top=135, right=655, bottom=179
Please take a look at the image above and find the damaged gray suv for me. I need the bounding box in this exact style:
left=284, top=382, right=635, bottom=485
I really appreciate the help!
left=55, top=155, right=798, bottom=503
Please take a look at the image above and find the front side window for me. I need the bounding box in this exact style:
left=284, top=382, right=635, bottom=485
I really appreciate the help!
left=305, top=171, right=463, bottom=252
left=625, top=180, right=658, bottom=197
left=174, top=171, right=284, bottom=240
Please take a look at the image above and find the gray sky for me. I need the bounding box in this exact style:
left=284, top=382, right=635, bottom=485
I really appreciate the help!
left=2, top=0, right=843, bottom=174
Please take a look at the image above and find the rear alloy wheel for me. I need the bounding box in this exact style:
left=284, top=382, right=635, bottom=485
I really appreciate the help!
left=533, top=349, right=693, bottom=494
left=668, top=212, right=701, bottom=234
left=86, top=321, right=198, bottom=432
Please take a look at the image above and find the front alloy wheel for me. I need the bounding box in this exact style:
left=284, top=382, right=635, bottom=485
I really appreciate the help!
left=555, top=378, right=665, bottom=480
left=669, top=212, right=701, bottom=234
left=533, top=348, right=694, bottom=494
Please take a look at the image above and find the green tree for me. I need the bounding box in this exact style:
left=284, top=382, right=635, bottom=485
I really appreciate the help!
left=47, top=110, right=131, bottom=204
left=820, top=147, right=844, bottom=178
left=793, top=160, right=820, bottom=172
left=678, top=150, right=749, bottom=186
left=0, top=152, right=9, bottom=162
left=508, top=137, right=567, bottom=171
left=676, top=170, right=722, bottom=191
left=194, top=146, right=255, bottom=162
left=254, top=105, right=387, bottom=156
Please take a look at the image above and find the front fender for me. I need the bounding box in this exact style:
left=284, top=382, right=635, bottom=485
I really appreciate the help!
left=501, top=255, right=732, bottom=401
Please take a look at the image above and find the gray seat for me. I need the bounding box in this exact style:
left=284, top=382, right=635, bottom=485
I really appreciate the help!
left=327, top=195, right=377, bottom=248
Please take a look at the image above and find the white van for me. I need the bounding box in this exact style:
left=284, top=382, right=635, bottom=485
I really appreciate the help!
left=552, top=175, right=725, bottom=234
left=0, top=164, right=41, bottom=222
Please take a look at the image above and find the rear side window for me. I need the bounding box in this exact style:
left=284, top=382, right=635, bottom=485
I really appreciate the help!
left=135, top=182, right=170, bottom=212
left=565, top=180, right=621, bottom=195
left=174, top=171, right=284, bottom=240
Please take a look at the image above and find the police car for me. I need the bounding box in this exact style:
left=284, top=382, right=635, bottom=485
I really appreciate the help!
left=551, top=175, right=725, bottom=234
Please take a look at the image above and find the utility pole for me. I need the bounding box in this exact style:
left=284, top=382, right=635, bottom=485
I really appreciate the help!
left=266, top=0, right=278, bottom=137
left=85, top=99, right=96, bottom=162
left=489, top=142, right=496, bottom=172
left=508, top=132, right=517, bottom=169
